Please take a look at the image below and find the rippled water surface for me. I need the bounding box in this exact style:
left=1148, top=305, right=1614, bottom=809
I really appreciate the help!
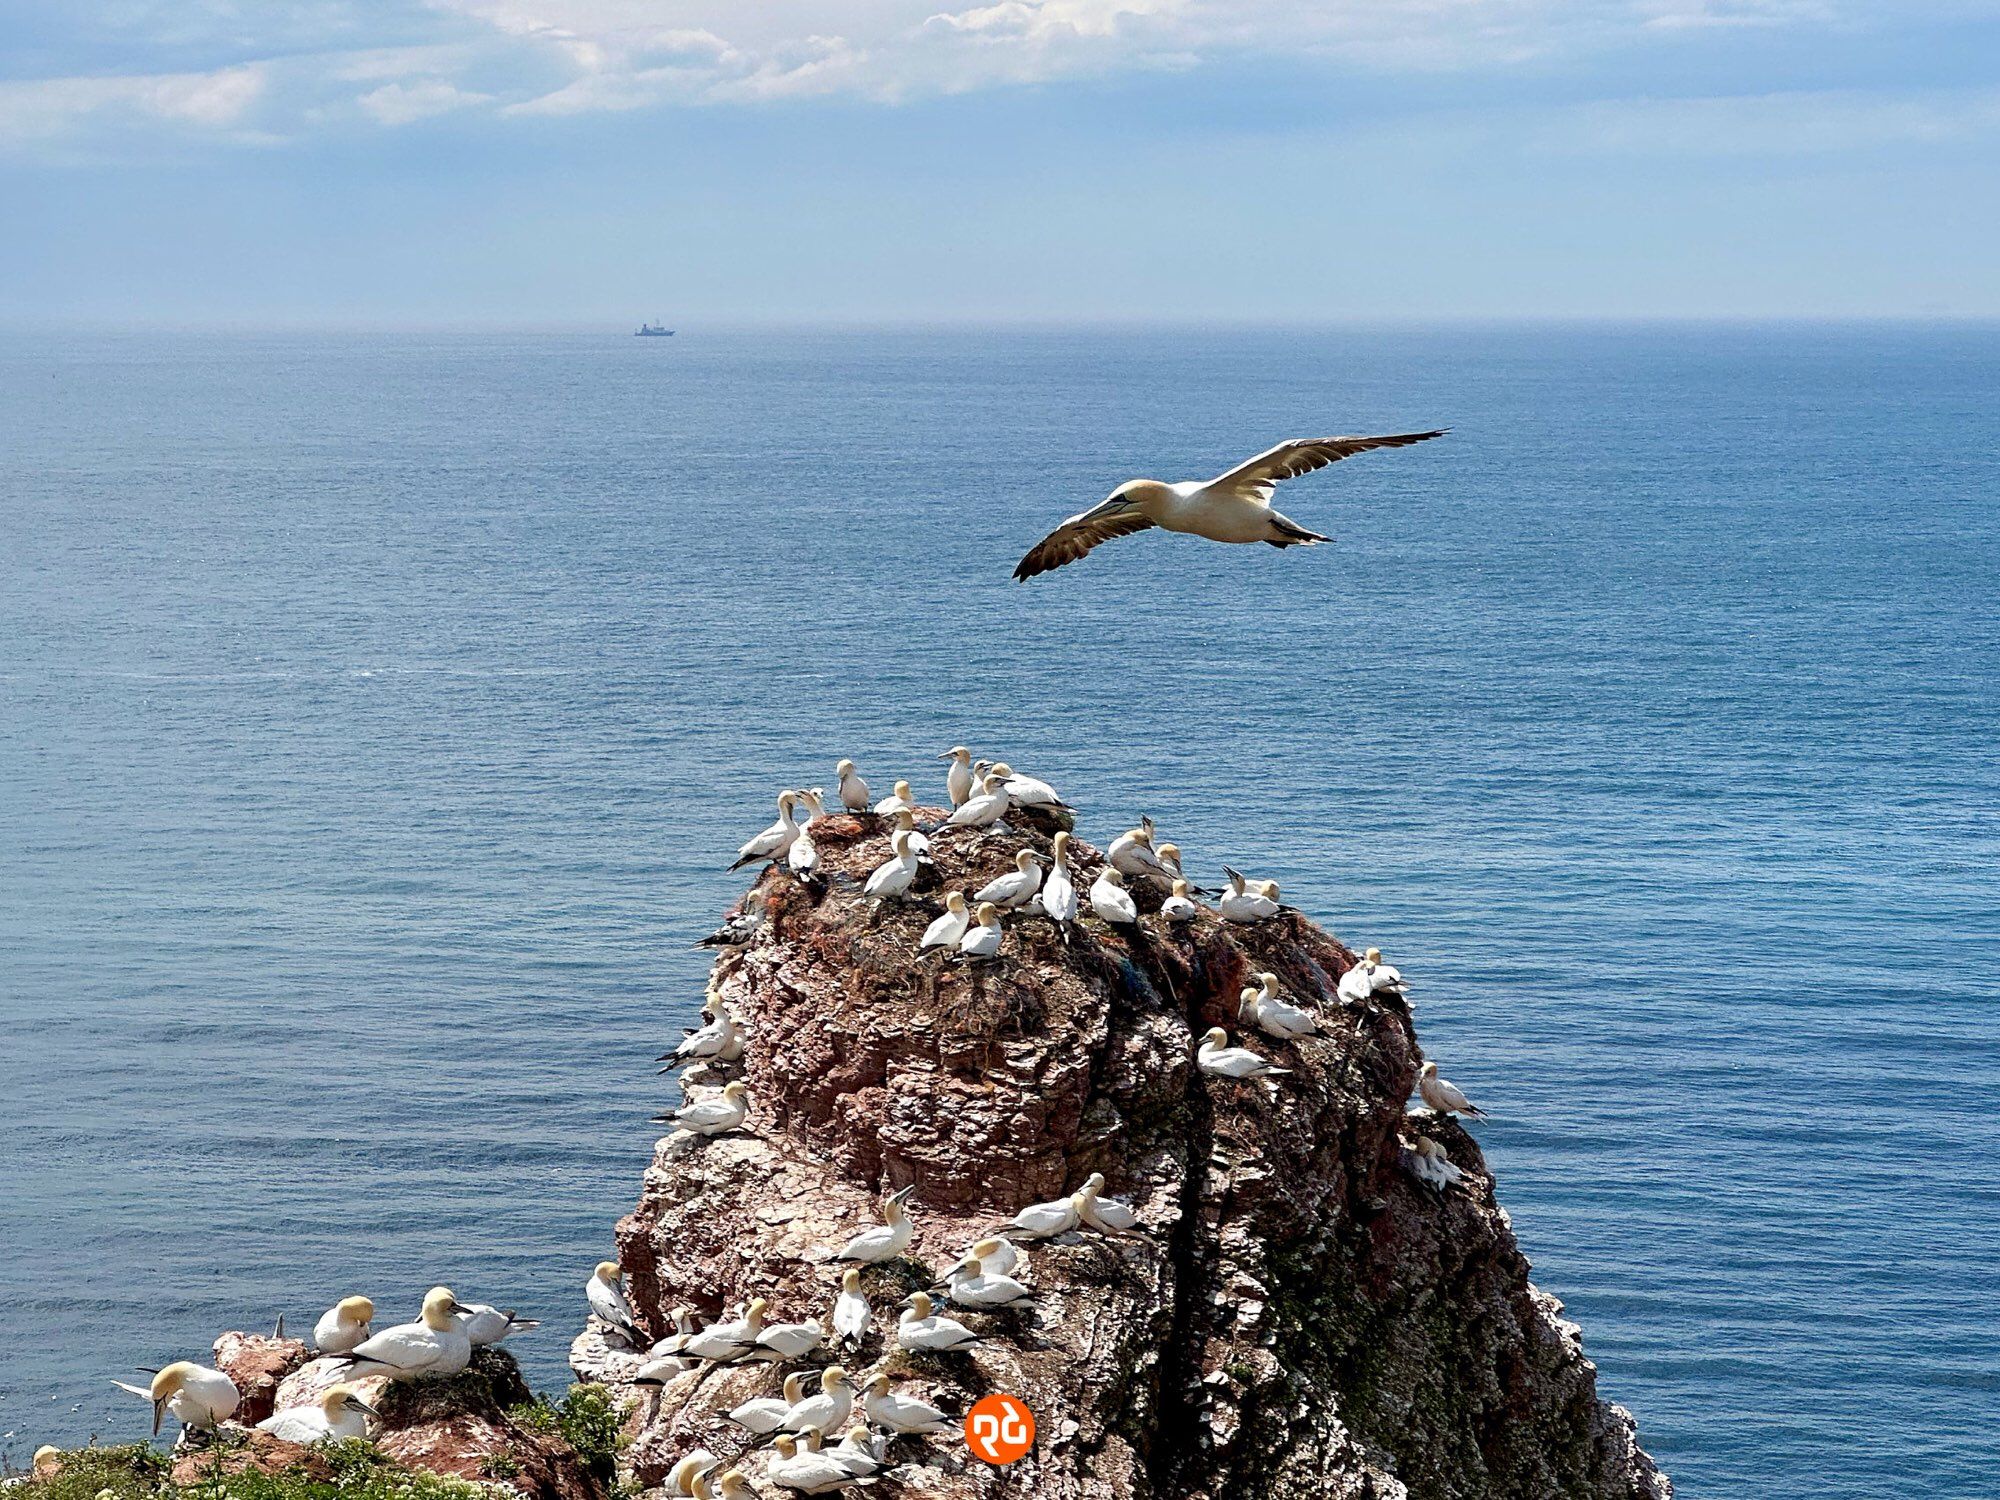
left=2, top=325, right=1996, bottom=1495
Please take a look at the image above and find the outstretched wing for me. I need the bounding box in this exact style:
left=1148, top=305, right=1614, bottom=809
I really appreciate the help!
left=1208, top=430, right=1447, bottom=504
left=1013, top=497, right=1157, bottom=581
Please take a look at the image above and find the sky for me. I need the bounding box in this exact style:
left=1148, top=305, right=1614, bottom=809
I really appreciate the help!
left=3, top=0, right=1999, bottom=324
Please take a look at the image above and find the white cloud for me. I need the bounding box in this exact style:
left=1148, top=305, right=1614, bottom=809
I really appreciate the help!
left=0, top=63, right=266, bottom=148
left=356, top=78, right=492, bottom=124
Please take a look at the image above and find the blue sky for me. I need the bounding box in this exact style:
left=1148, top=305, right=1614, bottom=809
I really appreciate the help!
left=5, top=1, right=1998, bottom=324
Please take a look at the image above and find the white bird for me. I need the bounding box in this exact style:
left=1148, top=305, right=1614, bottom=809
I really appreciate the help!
left=1341, top=948, right=1406, bottom=1004
left=964, top=1235, right=1020, bottom=1277
left=1040, top=830, right=1079, bottom=927
left=779, top=1365, right=854, bottom=1435
left=1418, top=1060, right=1486, bottom=1118
left=862, top=831, right=920, bottom=904
left=940, top=1257, right=1033, bottom=1309
left=888, top=808, right=932, bottom=861
left=973, top=848, right=1043, bottom=910
left=953, top=901, right=1004, bottom=963
left=336, top=1287, right=473, bottom=1381
left=697, top=887, right=768, bottom=948
left=665, top=1080, right=750, bottom=1138
left=666, top=1451, right=722, bottom=1497
left=836, top=1184, right=915, bottom=1264
left=1008, top=1189, right=1083, bottom=1240
left=917, top=891, right=971, bottom=953
left=897, top=1291, right=980, bottom=1352
left=1013, top=430, right=1448, bottom=580
left=728, top=1371, right=809, bottom=1434
left=680, top=1298, right=769, bottom=1362
left=826, top=1426, right=887, bottom=1478
left=796, top=787, right=828, bottom=821
left=939, top=746, right=976, bottom=808
left=257, top=1383, right=380, bottom=1443
left=768, top=1433, right=869, bottom=1493
left=944, top=773, right=1010, bottom=829
left=1337, top=960, right=1376, bottom=1005
left=1154, top=840, right=1205, bottom=892
left=1160, top=878, right=1200, bottom=922
left=455, top=1303, right=539, bottom=1346
left=585, top=1261, right=645, bottom=1346
left=861, top=1372, right=955, bottom=1435
left=831, top=1268, right=871, bottom=1348
left=1405, top=1135, right=1467, bottom=1190
left=1107, top=823, right=1177, bottom=888
left=731, top=792, right=801, bottom=870
left=313, top=1295, right=375, bottom=1356
left=755, top=1316, right=827, bottom=1362
left=1090, top=866, right=1139, bottom=926
left=661, top=1008, right=749, bottom=1069
left=1196, top=1027, right=1291, bottom=1082
left=872, top=779, right=917, bottom=817
left=787, top=824, right=821, bottom=882
left=1218, top=866, right=1279, bottom=923
left=987, top=762, right=1067, bottom=809
left=1075, top=1172, right=1141, bottom=1233
left=1363, top=948, right=1406, bottom=992
left=1241, top=974, right=1321, bottom=1040
left=834, top=760, right=871, bottom=813
left=113, top=1362, right=239, bottom=1435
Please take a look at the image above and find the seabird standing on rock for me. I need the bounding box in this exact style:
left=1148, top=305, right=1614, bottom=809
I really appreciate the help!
left=1012, top=430, right=1448, bottom=581
left=661, top=1080, right=750, bottom=1138
left=112, top=1362, right=239, bottom=1435
left=836, top=1184, right=916, bottom=1263
left=918, top=891, right=971, bottom=953
left=1342, top=947, right=1407, bottom=1002
left=1041, top=830, right=1080, bottom=929
left=257, top=1384, right=379, bottom=1443
left=834, top=761, right=871, bottom=813
left=585, top=1262, right=645, bottom=1345
left=1076, top=1172, right=1142, bottom=1233
left=731, top=792, right=801, bottom=870
left=988, top=762, right=1068, bottom=810
left=974, top=848, right=1044, bottom=911
left=863, top=831, right=920, bottom=905
left=334, top=1287, right=473, bottom=1380
left=779, top=1366, right=855, bottom=1435
left=872, top=780, right=916, bottom=817
left=698, top=888, right=768, bottom=948
left=684, top=1299, right=770, bottom=1362
left=944, top=773, right=1010, bottom=829
left=755, top=1314, right=828, bottom=1362
left=1108, top=822, right=1176, bottom=888
left=729, top=1372, right=810, bottom=1434
left=660, top=1007, right=748, bottom=1070
left=1241, top=975, right=1322, bottom=1040
left=889, top=808, right=932, bottom=861
left=831, top=1268, right=871, bottom=1349
left=1090, top=865, right=1140, bottom=926
left=768, top=1433, right=869, bottom=1493
left=1008, top=1189, right=1083, bottom=1240
left=787, top=822, right=821, bottom=883
left=939, top=746, right=976, bottom=808
left=953, top=902, right=1004, bottom=963
left=312, top=1295, right=374, bottom=1355
left=896, top=1292, right=981, bottom=1352
left=861, top=1373, right=956, bottom=1435
left=1197, top=1027, right=1291, bottom=1083
left=1418, top=1060, right=1486, bottom=1118
left=1161, top=879, right=1200, bottom=922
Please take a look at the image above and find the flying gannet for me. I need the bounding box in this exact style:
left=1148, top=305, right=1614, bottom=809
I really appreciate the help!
left=335, top=1287, right=473, bottom=1381
left=836, top=1184, right=915, bottom=1264
left=662, top=1080, right=750, bottom=1138
left=872, top=780, right=916, bottom=817
left=1197, top=1027, right=1291, bottom=1083
left=953, top=902, right=1004, bottom=963
left=896, top=1292, right=980, bottom=1352
left=583, top=1262, right=644, bottom=1345
left=729, top=1371, right=809, bottom=1435
left=939, top=746, right=976, bottom=807
left=831, top=1268, right=871, bottom=1349
left=779, top=1366, right=854, bottom=1435
left=313, top=1295, right=375, bottom=1355
left=768, top=1433, right=868, bottom=1493
left=1089, top=866, right=1140, bottom=926
left=683, top=1299, right=770, bottom=1362
left=1418, top=1060, right=1486, bottom=1118
left=945, top=773, right=1010, bottom=829
left=113, top=1362, right=239, bottom=1434
left=731, top=793, right=802, bottom=870
left=1013, top=430, right=1447, bottom=580
left=862, top=831, right=920, bottom=905
left=1161, top=879, right=1200, bottom=922
left=1040, top=830, right=1079, bottom=928
left=861, top=1373, right=955, bottom=1435
left=918, top=891, right=971, bottom=953
left=973, top=849, right=1043, bottom=910
left=456, top=1302, right=539, bottom=1346
left=1218, top=867, right=1279, bottom=923
left=939, top=1256, right=1033, bottom=1309
left=257, top=1383, right=380, bottom=1443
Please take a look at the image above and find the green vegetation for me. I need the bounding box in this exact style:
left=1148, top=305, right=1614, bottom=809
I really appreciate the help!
left=505, top=1384, right=626, bottom=1487
left=15, top=1440, right=487, bottom=1500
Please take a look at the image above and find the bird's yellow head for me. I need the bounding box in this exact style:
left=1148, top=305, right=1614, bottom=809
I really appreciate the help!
left=783, top=1370, right=809, bottom=1403
left=837, top=758, right=855, bottom=774
left=844, top=1425, right=870, bottom=1447
left=864, top=1372, right=892, bottom=1395
left=716, top=1471, right=753, bottom=1499
left=150, top=1362, right=197, bottom=1402
left=336, top=1295, right=375, bottom=1323
left=1259, top=880, right=1281, bottom=899
left=1158, top=841, right=1181, bottom=862
left=1052, top=831, right=1071, bottom=857
left=905, top=1291, right=934, bottom=1318
left=841, top=1267, right=862, bottom=1291
left=771, top=1434, right=798, bottom=1459
left=942, top=746, right=970, bottom=764
left=1421, top=1060, right=1438, bottom=1077
left=1131, top=826, right=1154, bottom=847
left=721, top=1080, right=748, bottom=1100
left=821, top=1364, right=849, bottom=1390
left=324, top=1384, right=380, bottom=1420
left=1258, top=971, right=1279, bottom=987
left=1171, top=878, right=1189, bottom=896
left=747, top=1296, right=770, bottom=1320
left=1201, top=1026, right=1228, bottom=1046
left=1016, top=849, right=1038, bottom=871
left=1366, top=947, right=1384, bottom=963
left=974, top=901, right=1000, bottom=924
left=989, top=762, right=1014, bottom=779
left=594, top=1260, right=622, bottom=1282
left=1080, top=1171, right=1105, bottom=1196
left=971, top=1237, right=1003, bottom=1257
left=1103, top=868, right=1126, bottom=887
left=893, top=779, right=912, bottom=797
left=421, top=1287, right=464, bottom=1329
left=1111, top=479, right=1172, bottom=507
left=944, top=890, right=967, bottom=913
left=32, top=1447, right=60, bottom=1473
left=776, top=789, right=796, bottom=810
left=892, top=831, right=912, bottom=856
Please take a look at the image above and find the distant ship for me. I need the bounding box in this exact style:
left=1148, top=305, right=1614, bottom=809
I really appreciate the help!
left=634, top=321, right=675, bottom=337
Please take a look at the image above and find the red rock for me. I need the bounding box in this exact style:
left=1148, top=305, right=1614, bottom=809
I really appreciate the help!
left=211, top=1330, right=311, bottom=1425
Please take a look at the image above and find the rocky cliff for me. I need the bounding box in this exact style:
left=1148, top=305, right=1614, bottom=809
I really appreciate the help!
left=573, top=810, right=1670, bottom=1500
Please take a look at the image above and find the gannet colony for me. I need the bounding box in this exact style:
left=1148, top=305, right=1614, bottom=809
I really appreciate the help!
left=32, top=750, right=1669, bottom=1500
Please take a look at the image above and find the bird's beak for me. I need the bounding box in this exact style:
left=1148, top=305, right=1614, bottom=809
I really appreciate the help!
left=152, top=1398, right=167, bottom=1436
left=353, top=1399, right=382, bottom=1420
left=935, top=752, right=953, bottom=760
left=450, top=1301, right=473, bottom=1315
left=889, top=1184, right=916, bottom=1205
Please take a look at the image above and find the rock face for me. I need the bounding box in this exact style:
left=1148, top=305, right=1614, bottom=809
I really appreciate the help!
left=575, top=811, right=1671, bottom=1500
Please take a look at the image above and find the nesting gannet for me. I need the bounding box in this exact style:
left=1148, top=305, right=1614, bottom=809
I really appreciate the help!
left=664, top=1080, right=750, bottom=1138
left=1341, top=948, right=1406, bottom=1005
left=456, top=1303, right=539, bottom=1346
left=754, top=1315, right=827, bottom=1362
left=698, top=888, right=768, bottom=948
left=836, top=1184, right=915, bottom=1264
left=1241, top=975, right=1321, bottom=1040
left=862, top=831, right=920, bottom=904
left=257, top=1383, right=380, bottom=1443
left=1405, top=1135, right=1466, bottom=1191
left=974, top=848, right=1044, bottom=910
left=729, top=1371, right=809, bottom=1434
left=1418, top=1060, right=1486, bottom=1118
left=827, top=1426, right=886, bottom=1477
left=313, top=1295, right=375, bottom=1355
left=1039, top=830, right=1080, bottom=928
left=897, top=1291, right=980, bottom=1352
left=1008, top=1189, right=1083, bottom=1240
left=731, top=792, right=801, bottom=870
left=917, top=891, right=971, bottom=953
left=940, top=1256, right=1033, bottom=1309
left=113, top=1362, right=239, bottom=1434
left=831, top=1268, right=871, bottom=1348
left=585, top=1262, right=645, bottom=1345
left=787, top=824, right=821, bottom=883
left=1089, top=866, right=1140, bottom=926
left=944, top=773, right=1010, bottom=828
left=872, top=780, right=917, bottom=817
left=768, top=1433, right=868, bottom=1493
left=953, top=902, right=1004, bottom=963
left=679, top=1298, right=769, bottom=1362
left=1013, top=430, right=1447, bottom=580
left=1218, top=866, right=1279, bottom=923
left=666, top=1451, right=722, bottom=1497
left=1161, top=879, right=1200, bottom=922
left=1364, top=948, right=1405, bottom=990
left=1076, top=1172, right=1141, bottom=1233
left=939, top=746, right=976, bottom=808
left=1197, top=1027, right=1291, bottom=1082
left=661, top=1008, right=748, bottom=1070
left=1108, top=823, right=1176, bottom=888
left=889, top=808, right=932, bottom=861
left=713, top=1471, right=756, bottom=1500
left=834, top=760, right=871, bottom=814
left=965, top=1235, right=1021, bottom=1277
left=861, top=1373, right=955, bottom=1435
left=779, top=1366, right=854, bottom=1435
left=335, top=1287, right=473, bottom=1381
left=987, top=763, right=1068, bottom=810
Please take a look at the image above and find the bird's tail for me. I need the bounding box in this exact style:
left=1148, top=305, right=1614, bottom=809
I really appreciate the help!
left=1266, top=513, right=1330, bottom=547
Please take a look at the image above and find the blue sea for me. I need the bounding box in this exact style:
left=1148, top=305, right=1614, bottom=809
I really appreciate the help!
left=1, top=325, right=1995, bottom=1496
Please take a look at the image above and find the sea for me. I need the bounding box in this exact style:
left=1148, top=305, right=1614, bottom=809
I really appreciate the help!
left=0, top=324, right=1995, bottom=1497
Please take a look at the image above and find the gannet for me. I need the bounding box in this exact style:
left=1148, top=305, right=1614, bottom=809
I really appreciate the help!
left=667, top=1451, right=721, bottom=1497
left=944, top=773, right=1010, bottom=828
left=755, top=1316, right=827, bottom=1362
left=456, top=1303, right=539, bottom=1346
left=32, top=1448, right=62, bottom=1476
left=861, top=1373, right=955, bottom=1435
left=872, top=780, right=916, bottom=817
left=1040, top=830, right=1079, bottom=927
left=986, top=762, right=1067, bottom=809
left=973, top=849, right=1043, bottom=910
left=1197, top=1027, right=1291, bottom=1082
left=896, top=1291, right=980, bottom=1352
left=257, top=1384, right=380, bottom=1443
left=836, top=1184, right=915, bottom=1263
left=113, top=1362, right=239, bottom=1434
left=665, top=1080, right=749, bottom=1138
left=965, top=1235, right=1020, bottom=1276
left=917, top=891, right=971, bottom=953
left=1013, top=430, right=1448, bottom=580
left=889, top=808, right=932, bottom=861
left=1342, top=948, right=1407, bottom=1002
left=697, top=888, right=768, bottom=948
left=1337, top=960, right=1375, bottom=1005
left=1107, top=824, right=1176, bottom=888
left=1418, top=1060, right=1486, bottom=1117
left=787, top=824, right=821, bottom=882
left=729, top=1371, right=809, bottom=1434
left=1008, top=1189, right=1083, bottom=1240
left=1406, top=1135, right=1466, bottom=1190
left=834, top=760, right=871, bottom=814
left=940, top=1256, right=1032, bottom=1309
left=862, top=831, right=919, bottom=904
left=779, top=1365, right=853, bottom=1435
left=831, top=1268, right=871, bottom=1348
left=939, top=746, right=976, bottom=807
left=335, top=1287, right=472, bottom=1380
left=827, top=1426, right=886, bottom=1477
left=768, top=1433, right=869, bottom=1493
left=1241, top=975, right=1320, bottom=1040
left=661, top=1008, right=748, bottom=1070
left=1218, top=867, right=1279, bottom=923
left=1155, top=842, right=1213, bottom=895
left=313, top=1295, right=375, bottom=1355
left=633, top=1307, right=704, bottom=1381
left=1076, top=1172, right=1141, bottom=1233
left=731, top=793, right=801, bottom=870
left=713, top=1472, right=756, bottom=1500
left=1161, top=879, right=1200, bottom=922
left=1089, top=866, right=1139, bottom=926
left=585, top=1262, right=645, bottom=1345
left=683, top=1298, right=769, bottom=1362
left=953, top=902, right=1004, bottom=963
